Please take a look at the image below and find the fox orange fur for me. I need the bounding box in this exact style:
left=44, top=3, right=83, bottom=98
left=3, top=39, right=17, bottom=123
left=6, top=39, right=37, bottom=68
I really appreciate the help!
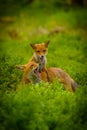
left=40, top=68, right=78, bottom=92
left=16, top=62, right=78, bottom=92
left=17, top=61, right=40, bottom=84
left=25, top=41, right=50, bottom=72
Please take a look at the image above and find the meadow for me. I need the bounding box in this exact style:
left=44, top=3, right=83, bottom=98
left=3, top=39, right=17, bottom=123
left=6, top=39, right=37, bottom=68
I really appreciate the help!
left=0, top=2, right=87, bottom=130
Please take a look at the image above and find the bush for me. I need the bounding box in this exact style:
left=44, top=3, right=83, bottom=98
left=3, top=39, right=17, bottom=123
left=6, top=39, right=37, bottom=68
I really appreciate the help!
left=0, top=55, right=22, bottom=92
left=0, top=83, right=87, bottom=130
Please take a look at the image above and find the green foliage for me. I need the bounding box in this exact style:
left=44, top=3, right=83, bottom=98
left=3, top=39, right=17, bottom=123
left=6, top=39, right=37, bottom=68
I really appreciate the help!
left=0, top=3, right=87, bottom=130
left=0, top=55, right=22, bottom=92
left=0, top=84, right=87, bottom=130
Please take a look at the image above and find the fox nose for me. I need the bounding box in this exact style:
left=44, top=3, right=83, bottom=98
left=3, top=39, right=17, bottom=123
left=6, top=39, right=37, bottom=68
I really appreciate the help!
left=41, top=55, right=44, bottom=58
left=35, top=68, right=38, bottom=71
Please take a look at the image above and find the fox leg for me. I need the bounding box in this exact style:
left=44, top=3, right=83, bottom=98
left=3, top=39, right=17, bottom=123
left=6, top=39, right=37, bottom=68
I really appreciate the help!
left=61, top=79, right=74, bottom=92
left=67, top=85, right=74, bottom=92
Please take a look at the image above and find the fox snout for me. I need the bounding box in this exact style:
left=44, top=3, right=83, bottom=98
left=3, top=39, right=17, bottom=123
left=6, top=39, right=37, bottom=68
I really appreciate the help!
left=41, top=55, right=44, bottom=58
left=36, top=54, right=45, bottom=60
left=39, top=55, right=46, bottom=63
left=40, top=55, right=44, bottom=59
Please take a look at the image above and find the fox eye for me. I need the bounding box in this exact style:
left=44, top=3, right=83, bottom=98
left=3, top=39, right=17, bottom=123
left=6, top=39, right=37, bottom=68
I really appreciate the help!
left=37, top=50, right=40, bottom=53
left=43, top=50, right=46, bottom=52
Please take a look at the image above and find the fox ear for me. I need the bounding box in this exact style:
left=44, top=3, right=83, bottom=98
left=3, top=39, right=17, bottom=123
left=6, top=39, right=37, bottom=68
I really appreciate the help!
left=15, top=65, right=26, bottom=71
left=45, top=40, right=50, bottom=47
left=30, top=44, right=36, bottom=49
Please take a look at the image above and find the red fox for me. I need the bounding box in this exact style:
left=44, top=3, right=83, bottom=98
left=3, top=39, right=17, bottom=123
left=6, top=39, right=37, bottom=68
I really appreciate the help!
left=16, top=61, right=40, bottom=84
left=26, top=41, right=50, bottom=72
left=16, top=62, right=78, bottom=92
left=40, top=68, right=78, bottom=92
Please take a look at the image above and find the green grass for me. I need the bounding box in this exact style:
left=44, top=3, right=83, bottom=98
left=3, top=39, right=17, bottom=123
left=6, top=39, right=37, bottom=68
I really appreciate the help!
left=0, top=83, right=87, bottom=130
left=0, top=4, right=87, bottom=130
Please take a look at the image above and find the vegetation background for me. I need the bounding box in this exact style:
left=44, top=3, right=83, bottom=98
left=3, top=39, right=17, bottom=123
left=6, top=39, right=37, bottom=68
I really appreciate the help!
left=0, top=0, right=87, bottom=130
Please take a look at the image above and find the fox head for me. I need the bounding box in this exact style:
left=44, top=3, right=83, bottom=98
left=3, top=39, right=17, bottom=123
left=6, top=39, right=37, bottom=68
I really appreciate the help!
left=25, top=61, right=40, bottom=77
left=16, top=62, right=41, bottom=83
left=30, top=41, right=50, bottom=62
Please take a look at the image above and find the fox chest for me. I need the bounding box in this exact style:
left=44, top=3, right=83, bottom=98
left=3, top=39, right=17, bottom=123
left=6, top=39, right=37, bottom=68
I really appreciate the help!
left=39, top=61, right=45, bottom=71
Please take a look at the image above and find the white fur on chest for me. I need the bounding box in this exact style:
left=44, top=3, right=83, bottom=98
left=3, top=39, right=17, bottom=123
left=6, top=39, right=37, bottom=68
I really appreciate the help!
left=34, top=53, right=47, bottom=70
